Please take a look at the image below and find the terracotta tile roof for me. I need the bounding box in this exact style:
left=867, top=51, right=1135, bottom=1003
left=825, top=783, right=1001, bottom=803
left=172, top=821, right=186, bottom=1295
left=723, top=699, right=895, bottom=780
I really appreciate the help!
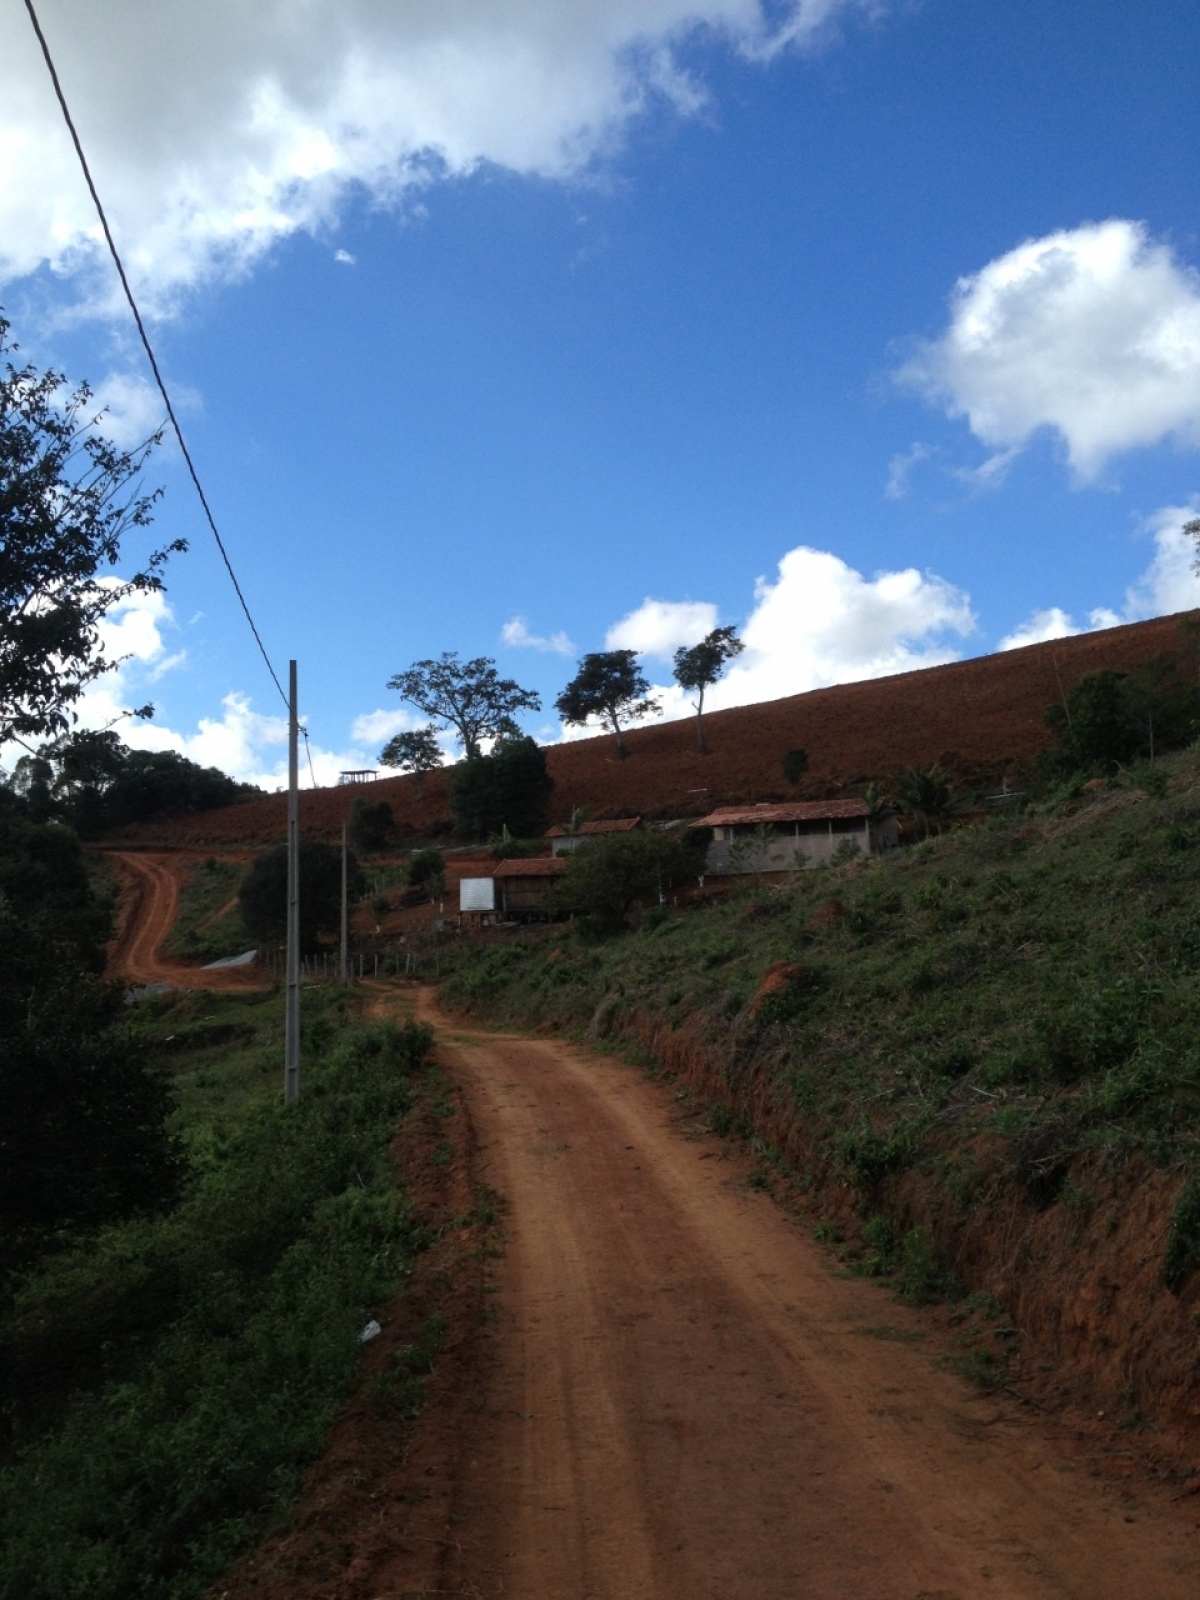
left=492, top=856, right=569, bottom=878
left=544, top=817, right=641, bottom=838
left=697, top=800, right=869, bottom=827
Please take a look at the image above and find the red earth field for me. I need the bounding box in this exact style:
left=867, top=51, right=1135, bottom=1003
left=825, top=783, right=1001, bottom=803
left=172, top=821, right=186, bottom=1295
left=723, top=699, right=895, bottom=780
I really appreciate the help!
left=110, top=611, right=1199, bottom=851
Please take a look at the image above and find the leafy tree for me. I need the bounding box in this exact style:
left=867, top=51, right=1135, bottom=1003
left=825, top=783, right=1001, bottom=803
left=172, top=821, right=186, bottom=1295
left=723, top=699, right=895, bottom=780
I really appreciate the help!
left=0, top=805, right=182, bottom=1278
left=0, top=313, right=184, bottom=745
left=782, top=748, right=809, bottom=786
left=449, top=734, right=553, bottom=840
left=555, top=650, right=661, bottom=758
left=673, top=625, right=743, bottom=754
left=238, top=840, right=361, bottom=952
left=385, top=654, right=540, bottom=761
left=407, top=847, right=446, bottom=900
left=5, top=733, right=255, bottom=835
left=378, top=725, right=442, bottom=788
left=550, top=829, right=706, bottom=932
left=1042, top=660, right=1200, bottom=776
left=348, top=796, right=394, bottom=853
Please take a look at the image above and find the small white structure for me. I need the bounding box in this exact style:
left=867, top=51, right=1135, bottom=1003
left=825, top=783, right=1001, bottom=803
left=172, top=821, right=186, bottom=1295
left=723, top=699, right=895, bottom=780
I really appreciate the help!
left=460, top=877, right=496, bottom=915
left=697, top=800, right=878, bottom=875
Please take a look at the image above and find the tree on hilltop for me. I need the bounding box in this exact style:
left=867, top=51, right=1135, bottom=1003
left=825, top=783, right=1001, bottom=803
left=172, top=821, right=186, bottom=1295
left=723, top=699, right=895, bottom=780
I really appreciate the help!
left=379, top=725, right=442, bottom=789
left=555, top=650, right=660, bottom=758
left=673, top=625, right=744, bottom=754
left=385, top=653, right=540, bottom=762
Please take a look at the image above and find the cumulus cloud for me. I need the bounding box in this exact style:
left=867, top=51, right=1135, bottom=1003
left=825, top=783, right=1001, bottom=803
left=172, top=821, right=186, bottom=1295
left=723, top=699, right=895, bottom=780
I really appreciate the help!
left=604, top=597, right=718, bottom=659
left=548, top=542, right=976, bottom=740
left=899, top=220, right=1200, bottom=481
left=884, top=441, right=932, bottom=501
left=333, top=248, right=356, bottom=265
left=502, top=615, right=575, bottom=655
left=999, top=501, right=1200, bottom=651
left=2, top=0, right=886, bottom=314
left=86, top=372, right=168, bottom=449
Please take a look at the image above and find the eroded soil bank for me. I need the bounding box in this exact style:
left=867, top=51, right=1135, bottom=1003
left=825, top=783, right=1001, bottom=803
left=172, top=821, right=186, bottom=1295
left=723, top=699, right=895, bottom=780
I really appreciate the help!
left=623, top=1004, right=1200, bottom=1447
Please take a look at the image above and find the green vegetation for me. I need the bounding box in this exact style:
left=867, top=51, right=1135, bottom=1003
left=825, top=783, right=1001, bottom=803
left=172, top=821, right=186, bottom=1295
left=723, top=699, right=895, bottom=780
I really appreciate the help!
left=548, top=828, right=708, bottom=933
left=8, top=731, right=259, bottom=837
left=162, top=856, right=248, bottom=962
left=441, top=745, right=1200, bottom=1302
left=448, top=733, right=552, bottom=840
left=0, top=988, right=436, bottom=1600
left=238, top=839, right=363, bottom=952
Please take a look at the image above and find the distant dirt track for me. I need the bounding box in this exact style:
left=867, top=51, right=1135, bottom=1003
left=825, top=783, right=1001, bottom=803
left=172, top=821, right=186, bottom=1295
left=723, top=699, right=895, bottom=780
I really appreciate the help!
left=105, top=851, right=264, bottom=990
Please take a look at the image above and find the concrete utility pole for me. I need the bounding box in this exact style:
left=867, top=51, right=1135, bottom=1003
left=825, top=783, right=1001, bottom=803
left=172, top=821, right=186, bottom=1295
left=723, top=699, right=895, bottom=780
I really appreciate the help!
left=340, top=819, right=349, bottom=983
left=285, top=660, right=300, bottom=1104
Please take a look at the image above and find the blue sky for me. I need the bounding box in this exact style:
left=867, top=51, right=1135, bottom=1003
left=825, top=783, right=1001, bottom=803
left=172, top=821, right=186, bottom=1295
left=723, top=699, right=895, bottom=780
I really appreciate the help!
left=2, top=0, right=1199, bottom=786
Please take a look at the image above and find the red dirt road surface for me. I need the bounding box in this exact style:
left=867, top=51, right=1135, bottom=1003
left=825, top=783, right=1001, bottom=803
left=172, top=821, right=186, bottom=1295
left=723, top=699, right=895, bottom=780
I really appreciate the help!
left=105, top=850, right=264, bottom=990
left=228, top=995, right=1200, bottom=1600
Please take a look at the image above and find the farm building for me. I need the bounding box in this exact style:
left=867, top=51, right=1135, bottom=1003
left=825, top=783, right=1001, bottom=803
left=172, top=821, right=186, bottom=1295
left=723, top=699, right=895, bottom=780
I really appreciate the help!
left=545, top=816, right=642, bottom=856
left=697, top=799, right=893, bottom=875
left=492, top=856, right=568, bottom=918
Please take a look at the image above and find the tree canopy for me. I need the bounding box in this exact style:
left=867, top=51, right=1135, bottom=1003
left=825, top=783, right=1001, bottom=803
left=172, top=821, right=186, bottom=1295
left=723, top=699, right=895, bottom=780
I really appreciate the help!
left=672, top=625, right=743, bottom=753
left=1042, top=660, right=1200, bottom=776
left=378, top=725, right=442, bottom=786
left=0, top=313, right=184, bottom=746
left=239, top=840, right=362, bottom=952
left=385, top=654, right=540, bottom=761
left=449, top=733, right=553, bottom=840
left=5, top=732, right=257, bottom=836
left=555, top=650, right=660, bottom=757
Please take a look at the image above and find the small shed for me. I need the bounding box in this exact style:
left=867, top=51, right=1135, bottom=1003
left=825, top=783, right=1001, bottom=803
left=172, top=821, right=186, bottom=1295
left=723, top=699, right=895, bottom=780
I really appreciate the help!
left=492, top=856, right=568, bottom=918
left=545, top=816, right=642, bottom=856
left=697, top=799, right=881, bottom=875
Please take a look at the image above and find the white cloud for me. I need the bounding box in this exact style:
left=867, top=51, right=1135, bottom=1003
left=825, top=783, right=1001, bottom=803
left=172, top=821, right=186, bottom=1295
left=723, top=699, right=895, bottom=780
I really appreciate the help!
left=547, top=542, right=976, bottom=740
left=86, top=372, right=168, bottom=449
left=999, top=500, right=1200, bottom=651
left=1, top=1, right=887, bottom=314
left=884, top=441, right=932, bottom=501
left=502, top=615, right=575, bottom=655
left=899, top=220, right=1200, bottom=482
left=604, top=598, right=718, bottom=659
left=333, top=248, right=356, bottom=265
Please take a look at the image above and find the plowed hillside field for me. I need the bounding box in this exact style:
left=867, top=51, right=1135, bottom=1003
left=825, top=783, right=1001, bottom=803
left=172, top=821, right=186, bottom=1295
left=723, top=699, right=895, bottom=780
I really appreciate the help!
left=113, top=613, right=1196, bottom=849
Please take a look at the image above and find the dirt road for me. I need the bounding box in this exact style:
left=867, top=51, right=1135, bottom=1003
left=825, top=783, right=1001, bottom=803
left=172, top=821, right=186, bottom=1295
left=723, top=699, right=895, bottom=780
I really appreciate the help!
left=331, top=1000, right=1198, bottom=1600
left=103, top=833, right=1196, bottom=1597
left=105, top=850, right=263, bottom=990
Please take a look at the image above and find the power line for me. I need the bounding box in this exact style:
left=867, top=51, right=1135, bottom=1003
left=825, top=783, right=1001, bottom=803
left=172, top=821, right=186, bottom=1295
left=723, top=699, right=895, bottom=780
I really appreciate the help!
left=24, top=0, right=290, bottom=714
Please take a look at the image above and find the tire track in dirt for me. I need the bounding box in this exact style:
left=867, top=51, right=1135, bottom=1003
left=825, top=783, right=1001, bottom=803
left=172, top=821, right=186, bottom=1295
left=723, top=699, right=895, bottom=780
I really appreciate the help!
left=352, top=996, right=1200, bottom=1600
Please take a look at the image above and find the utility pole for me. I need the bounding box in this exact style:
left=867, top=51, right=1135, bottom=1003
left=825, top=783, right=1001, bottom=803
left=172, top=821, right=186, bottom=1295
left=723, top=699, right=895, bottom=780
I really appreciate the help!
left=340, top=818, right=349, bottom=984
left=284, top=660, right=300, bottom=1104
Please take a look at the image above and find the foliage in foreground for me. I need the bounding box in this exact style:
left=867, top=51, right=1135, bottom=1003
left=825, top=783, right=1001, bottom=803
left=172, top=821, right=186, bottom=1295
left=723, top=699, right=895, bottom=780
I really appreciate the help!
left=0, top=993, right=434, bottom=1600
left=441, top=748, right=1200, bottom=1296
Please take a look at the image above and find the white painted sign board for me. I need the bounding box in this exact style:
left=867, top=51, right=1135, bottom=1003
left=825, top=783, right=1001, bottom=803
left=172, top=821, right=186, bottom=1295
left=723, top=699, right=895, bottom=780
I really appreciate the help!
left=460, top=877, right=496, bottom=913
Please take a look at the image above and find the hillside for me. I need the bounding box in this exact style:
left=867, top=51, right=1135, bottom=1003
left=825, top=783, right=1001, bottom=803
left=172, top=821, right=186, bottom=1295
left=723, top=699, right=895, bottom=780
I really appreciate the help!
left=439, top=744, right=1200, bottom=1446
left=112, top=611, right=1198, bottom=849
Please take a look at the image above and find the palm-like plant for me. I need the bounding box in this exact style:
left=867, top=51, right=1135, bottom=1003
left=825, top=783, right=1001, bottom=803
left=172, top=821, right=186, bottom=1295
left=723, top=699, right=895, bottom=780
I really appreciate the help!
left=893, top=766, right=959, bottom=839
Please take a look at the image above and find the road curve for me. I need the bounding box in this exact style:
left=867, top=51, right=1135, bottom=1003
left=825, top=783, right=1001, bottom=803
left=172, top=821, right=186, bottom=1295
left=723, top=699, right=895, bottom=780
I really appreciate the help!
left=105, top=850, right=263, bottom=990
left=352, top=998, right=1200, bottom=1600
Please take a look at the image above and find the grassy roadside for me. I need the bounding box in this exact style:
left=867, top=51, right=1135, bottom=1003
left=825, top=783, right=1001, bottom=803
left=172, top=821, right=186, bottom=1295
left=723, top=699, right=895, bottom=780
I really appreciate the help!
left=0, top=987, right=439, bottom=1600
left=160, top=856, right=250, bottom=963
left=438, top=750, right=1200, bottom=1419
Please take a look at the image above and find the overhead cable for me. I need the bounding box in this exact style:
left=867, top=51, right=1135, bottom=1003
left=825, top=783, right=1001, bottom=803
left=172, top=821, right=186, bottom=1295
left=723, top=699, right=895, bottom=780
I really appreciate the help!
left=24, top=0, right=290, bottom=714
